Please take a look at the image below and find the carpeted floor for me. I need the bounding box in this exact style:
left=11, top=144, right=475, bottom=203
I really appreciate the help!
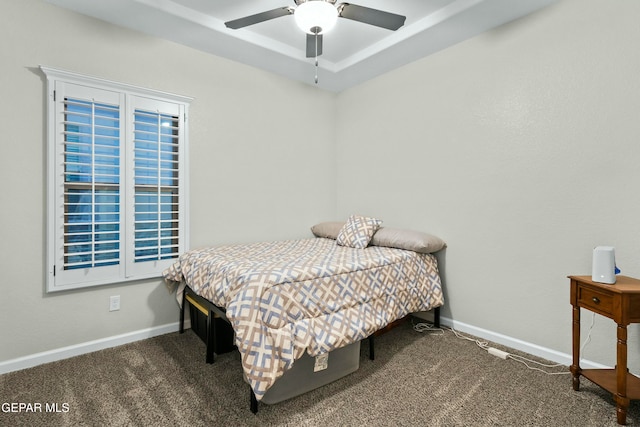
left=1, top=321, right=638, bottom=426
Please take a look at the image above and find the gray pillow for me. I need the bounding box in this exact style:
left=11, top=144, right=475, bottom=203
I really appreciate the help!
left=311, top=221, right=446, bottom=254
left=310, top=221, right=344, bottom=239
left=371, top=227, right=446, bottom=254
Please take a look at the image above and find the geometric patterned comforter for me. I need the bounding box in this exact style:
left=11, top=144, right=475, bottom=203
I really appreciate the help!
left=163, top=237, right=444, bottom=401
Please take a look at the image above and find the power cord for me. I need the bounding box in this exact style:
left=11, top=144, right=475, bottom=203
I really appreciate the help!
left=412, top=319, right=490, bottom=351
left=579, top=312, right=596, bottom=365
left=412, top=318, right=571, bottom=376
left=412, top=321, right=445, bottom=335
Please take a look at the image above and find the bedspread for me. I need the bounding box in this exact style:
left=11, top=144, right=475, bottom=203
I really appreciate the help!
left=163, top=238, right=443, bottom=400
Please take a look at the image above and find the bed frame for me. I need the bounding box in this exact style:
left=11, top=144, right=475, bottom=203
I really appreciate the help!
left=179, top=285, right=234, bottom=364
left=178, top=284, right=441, bottom=413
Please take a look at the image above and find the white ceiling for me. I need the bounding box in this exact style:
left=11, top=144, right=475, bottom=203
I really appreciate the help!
left=45, top=0, right=557, bottom=92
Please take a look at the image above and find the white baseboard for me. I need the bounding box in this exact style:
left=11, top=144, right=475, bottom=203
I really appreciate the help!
left=1, top=315, right=608, bottom=376
left=439, top=316, right=609, bottom=370
left=0, top=320, right=191, bottom=375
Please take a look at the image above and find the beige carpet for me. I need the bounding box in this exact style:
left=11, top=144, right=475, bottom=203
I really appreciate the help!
left=1, top=321, right=637, bottom=426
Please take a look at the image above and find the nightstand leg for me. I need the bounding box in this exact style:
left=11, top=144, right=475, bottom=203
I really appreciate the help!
left=616, top=324, right=629, bottom=425
left=570, top=305, right=581, bottom=391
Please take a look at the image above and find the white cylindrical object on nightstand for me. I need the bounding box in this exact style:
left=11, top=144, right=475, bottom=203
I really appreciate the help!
left=592, top=246, right=616, bottom=284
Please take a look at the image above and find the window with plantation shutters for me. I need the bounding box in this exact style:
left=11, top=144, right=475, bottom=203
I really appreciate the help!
left=43, top=67, right=191, bottom=292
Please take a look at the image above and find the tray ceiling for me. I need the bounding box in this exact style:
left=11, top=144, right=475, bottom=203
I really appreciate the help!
left=45, top=0, right=557, bottom=92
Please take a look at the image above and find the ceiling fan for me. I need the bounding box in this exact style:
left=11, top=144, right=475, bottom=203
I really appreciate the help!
left=224, top=0, right=406, bottom=60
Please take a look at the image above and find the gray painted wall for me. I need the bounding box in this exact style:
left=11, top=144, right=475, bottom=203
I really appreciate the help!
left=335, top=0, right=640, bottom=371
left=0, top=0, right=336, bottom=362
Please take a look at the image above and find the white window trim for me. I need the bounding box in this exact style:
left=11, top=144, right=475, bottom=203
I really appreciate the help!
left=42, top=66, right=192, bottom=292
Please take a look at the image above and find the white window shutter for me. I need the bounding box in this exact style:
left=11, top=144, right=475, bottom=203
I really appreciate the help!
left=125, top=96, right=186, bottom=278
left=43, top=67, right=191, bottom=292
left=50, top=82, right=125, bottom=290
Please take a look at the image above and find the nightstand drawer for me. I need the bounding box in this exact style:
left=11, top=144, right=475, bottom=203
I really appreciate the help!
left=578, top=286, right=614, bottom=315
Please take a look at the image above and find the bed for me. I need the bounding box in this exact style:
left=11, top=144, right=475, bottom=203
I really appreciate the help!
left=163, top=217, right=445, bottom=412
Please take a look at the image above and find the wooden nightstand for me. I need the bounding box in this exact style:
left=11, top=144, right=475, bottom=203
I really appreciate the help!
left=570, top=275, right=640, bottom=425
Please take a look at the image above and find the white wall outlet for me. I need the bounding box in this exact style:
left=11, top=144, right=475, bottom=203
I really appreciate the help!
left=109, top=295, right=121, bottom=312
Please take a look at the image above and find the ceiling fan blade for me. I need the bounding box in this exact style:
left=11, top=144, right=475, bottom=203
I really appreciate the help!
left=306, top=33, right=323, bottom=58
left=337, top=3, right=406, bottom=31
left=225, top=7, right=293, bottom=29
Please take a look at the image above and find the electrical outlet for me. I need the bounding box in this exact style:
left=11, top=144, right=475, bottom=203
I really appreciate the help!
left=109, top=295, right=120, bottom=312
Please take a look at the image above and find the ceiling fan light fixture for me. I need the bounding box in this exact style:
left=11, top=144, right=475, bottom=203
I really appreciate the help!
left=294, top=1, right=338, bottom=35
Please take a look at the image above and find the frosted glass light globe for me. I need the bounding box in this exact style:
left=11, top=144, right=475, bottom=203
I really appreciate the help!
left=294, top=1, right=338, bottom=34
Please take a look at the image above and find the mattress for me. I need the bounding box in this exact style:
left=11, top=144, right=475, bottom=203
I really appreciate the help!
left=164, top=237, right=443, bottom=401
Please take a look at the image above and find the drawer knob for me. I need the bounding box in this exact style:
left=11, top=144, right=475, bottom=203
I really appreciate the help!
left=592, top=297, right=600, bottom=304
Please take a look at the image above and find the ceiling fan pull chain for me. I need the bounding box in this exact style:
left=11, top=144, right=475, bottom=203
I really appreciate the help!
left=315, top=61, right=318, bottom=84
left=314, top=31, right=319, bottom=84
